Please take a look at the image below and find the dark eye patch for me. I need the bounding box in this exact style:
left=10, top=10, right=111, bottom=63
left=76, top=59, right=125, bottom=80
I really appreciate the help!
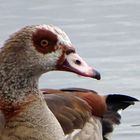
left=32, top=28, right=58, bottom=54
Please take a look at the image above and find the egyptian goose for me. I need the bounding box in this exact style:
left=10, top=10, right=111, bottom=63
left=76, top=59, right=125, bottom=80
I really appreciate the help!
left=0, top=25, right=100, bottom=140
left=42, top=88, right=139, bottom=140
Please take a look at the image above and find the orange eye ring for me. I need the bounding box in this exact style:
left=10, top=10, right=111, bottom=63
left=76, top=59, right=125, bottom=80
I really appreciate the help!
left=40, top=40, right=49, bottom=47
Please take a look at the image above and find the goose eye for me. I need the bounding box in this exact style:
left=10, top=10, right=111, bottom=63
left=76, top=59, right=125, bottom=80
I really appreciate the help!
left=40, top=40, right=48, bottom=47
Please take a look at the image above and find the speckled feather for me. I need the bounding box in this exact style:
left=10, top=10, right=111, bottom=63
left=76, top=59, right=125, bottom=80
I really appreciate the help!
left=0, top=25, right=74, bottom=140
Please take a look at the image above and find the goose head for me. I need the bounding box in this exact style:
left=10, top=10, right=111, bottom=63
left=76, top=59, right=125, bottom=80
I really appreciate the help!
left=2, top=25, right=100, bottom=80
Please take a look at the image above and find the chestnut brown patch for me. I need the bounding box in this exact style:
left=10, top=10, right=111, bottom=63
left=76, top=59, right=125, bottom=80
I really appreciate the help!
left=53, top=88, right=107, bottom=117
left=76, top=92, right=107, bottom=117
left=0, top=94, right=37, bottom=122
left=32, top=29, right=58, bottom=54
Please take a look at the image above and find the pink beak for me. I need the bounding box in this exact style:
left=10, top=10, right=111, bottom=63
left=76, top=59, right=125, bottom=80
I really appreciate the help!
left=57, top=52, right=101, bottom=80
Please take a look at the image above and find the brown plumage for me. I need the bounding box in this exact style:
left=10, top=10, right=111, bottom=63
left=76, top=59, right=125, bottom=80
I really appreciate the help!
left=42, top=88, right=139, bottom=140
left=45, top=93, right=91, bottom=134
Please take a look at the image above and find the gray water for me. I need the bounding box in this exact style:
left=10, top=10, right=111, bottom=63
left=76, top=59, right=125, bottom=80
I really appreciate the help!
left=0, top=0, right=140, bottom=139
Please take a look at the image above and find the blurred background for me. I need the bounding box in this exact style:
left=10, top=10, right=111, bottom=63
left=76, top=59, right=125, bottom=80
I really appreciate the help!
left=0, top=0, right=140, bottom=139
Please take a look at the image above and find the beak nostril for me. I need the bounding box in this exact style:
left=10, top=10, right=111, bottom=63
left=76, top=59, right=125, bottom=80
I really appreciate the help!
left=75, top=60, right=81, bottom=65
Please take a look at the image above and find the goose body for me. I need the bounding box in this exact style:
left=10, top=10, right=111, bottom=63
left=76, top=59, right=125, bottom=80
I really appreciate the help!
left=0, top=25, right=100, bottom=140
left=42, top=88, right=139, bottom=140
